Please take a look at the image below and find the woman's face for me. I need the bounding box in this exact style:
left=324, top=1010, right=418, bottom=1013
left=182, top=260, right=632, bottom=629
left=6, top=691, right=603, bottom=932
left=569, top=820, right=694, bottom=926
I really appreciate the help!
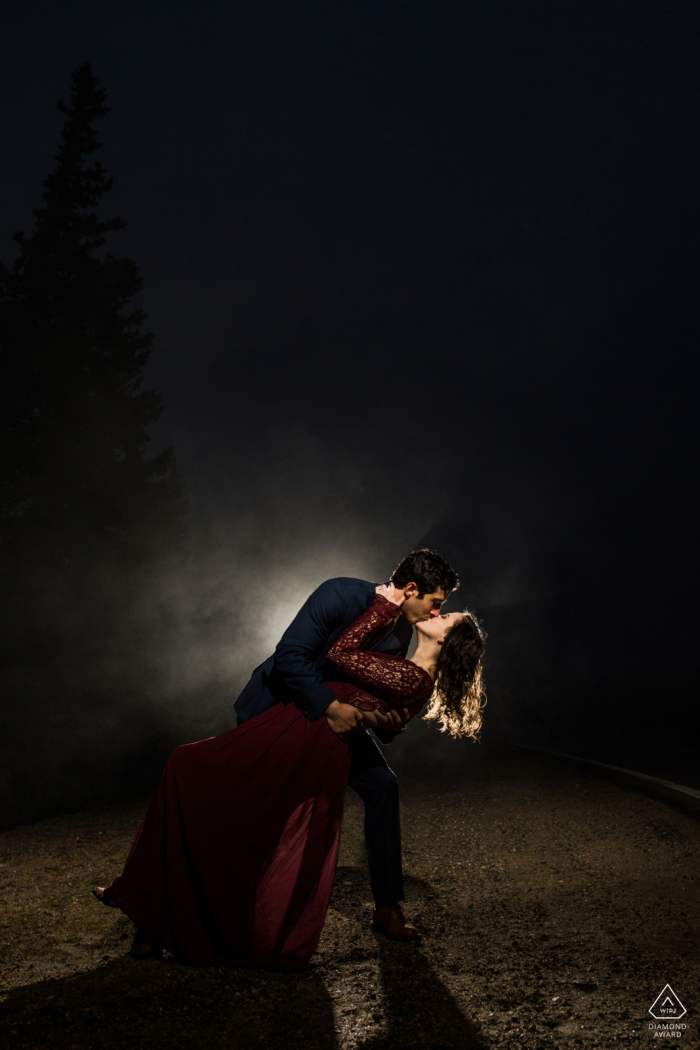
left=416, top=611, right=466, bottom=643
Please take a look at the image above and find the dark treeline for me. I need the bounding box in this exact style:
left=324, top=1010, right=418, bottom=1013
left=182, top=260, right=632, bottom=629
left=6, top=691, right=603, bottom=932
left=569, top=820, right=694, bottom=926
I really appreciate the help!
left=0, top=66, right=187, bottom=826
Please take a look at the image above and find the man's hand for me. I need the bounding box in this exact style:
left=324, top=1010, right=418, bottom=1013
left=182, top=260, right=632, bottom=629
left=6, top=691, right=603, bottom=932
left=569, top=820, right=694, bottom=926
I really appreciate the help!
left=363, top=707, right=412, bottom=733
left=324, top=699, right=364, bottom=740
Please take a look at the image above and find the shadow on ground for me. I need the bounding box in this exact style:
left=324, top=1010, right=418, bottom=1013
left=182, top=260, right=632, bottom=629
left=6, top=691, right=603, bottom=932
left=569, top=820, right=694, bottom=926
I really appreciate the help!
left=356, top=939, right=486, bottom=1050
left=0, top=881, right=484, bottom=1050
left=0, top=954, right=335, bottom=1050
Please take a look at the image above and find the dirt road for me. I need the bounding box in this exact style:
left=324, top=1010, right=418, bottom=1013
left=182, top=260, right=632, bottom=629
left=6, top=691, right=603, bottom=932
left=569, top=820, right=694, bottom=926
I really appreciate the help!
left=0, top=742, right=698, bottom=1048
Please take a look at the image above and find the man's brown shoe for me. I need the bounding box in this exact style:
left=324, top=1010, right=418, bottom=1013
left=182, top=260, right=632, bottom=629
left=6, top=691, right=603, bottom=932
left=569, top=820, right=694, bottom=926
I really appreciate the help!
left=371, top=905, right=419, bottom=941
left=129, top=929, right=164, bottom=960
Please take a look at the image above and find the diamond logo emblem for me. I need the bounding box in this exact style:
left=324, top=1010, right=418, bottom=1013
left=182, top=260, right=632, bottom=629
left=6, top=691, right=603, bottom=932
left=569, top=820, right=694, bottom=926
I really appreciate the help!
left=649, top=984, right=687, bottom=1020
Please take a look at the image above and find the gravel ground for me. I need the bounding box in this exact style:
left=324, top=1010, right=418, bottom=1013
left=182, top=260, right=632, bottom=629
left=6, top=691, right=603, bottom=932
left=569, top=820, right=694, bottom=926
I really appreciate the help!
left=0, top=741, right=698, bottom=1049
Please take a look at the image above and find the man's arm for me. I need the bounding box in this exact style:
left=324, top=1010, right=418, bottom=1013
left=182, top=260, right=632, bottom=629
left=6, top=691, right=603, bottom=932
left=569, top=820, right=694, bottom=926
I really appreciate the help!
left=273, top=579, right=364, bottom=732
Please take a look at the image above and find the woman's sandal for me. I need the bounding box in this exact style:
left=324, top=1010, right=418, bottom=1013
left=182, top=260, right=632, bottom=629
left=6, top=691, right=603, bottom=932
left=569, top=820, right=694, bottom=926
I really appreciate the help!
left=130, top=929, right=164, bottom=961
left=92, top=886, right=119, bottom=908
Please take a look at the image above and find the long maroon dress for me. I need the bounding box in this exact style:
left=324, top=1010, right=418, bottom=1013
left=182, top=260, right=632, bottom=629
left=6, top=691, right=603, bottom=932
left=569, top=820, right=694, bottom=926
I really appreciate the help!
left=108, top=595, right=433, bottom=970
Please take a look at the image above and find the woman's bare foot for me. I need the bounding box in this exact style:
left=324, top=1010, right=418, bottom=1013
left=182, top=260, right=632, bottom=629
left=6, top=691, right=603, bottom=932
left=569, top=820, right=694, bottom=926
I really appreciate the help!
left=92, top=886, right=119, bottom=908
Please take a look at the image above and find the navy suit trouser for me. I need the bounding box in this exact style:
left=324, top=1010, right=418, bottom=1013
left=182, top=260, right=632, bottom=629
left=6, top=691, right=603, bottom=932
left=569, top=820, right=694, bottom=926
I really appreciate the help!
left=348, top=730, right=404, bottom=906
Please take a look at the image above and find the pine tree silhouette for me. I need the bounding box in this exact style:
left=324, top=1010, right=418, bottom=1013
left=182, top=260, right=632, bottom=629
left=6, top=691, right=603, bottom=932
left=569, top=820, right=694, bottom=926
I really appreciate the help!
left=0, top=63, right=184, bottom=570
left=0, top=66, right=189, bottom=826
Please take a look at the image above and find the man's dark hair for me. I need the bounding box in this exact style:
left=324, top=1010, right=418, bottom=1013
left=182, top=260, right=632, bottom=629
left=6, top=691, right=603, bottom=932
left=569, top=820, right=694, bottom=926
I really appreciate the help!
left=390, top=549, right=459, bottom=598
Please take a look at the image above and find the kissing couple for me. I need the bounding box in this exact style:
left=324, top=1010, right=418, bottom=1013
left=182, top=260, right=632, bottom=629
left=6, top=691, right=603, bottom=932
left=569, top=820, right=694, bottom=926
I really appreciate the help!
left=95, top=549, right=486, bottom=970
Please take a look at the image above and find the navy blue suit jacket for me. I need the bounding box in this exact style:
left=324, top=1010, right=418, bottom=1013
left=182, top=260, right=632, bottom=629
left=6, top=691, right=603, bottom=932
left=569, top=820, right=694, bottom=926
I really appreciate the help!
left=234, top=577, right=412, bottom=725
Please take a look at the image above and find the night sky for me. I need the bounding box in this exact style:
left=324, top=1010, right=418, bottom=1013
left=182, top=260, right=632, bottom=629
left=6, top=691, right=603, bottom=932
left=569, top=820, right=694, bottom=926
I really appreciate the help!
left=3, top=2, right=698, bottom=770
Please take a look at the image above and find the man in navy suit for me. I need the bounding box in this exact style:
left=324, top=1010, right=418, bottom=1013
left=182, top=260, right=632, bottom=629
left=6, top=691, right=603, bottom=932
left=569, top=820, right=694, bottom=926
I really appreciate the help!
left=235, top=548, right=459, bottom=940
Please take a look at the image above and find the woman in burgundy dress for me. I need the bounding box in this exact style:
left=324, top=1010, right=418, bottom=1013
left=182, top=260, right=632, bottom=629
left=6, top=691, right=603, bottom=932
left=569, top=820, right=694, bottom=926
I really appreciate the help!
left=94, top=591, right=486, bottom=971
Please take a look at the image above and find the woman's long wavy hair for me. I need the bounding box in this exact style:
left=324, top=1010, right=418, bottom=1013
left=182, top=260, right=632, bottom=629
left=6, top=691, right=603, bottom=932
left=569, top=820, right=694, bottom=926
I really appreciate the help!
left=423, top=610, right=486, bottom=740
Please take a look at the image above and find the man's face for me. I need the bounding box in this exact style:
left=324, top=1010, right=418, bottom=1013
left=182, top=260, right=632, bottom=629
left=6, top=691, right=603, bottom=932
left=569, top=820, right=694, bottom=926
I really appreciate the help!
left=400, top=586, right=450, bottom=625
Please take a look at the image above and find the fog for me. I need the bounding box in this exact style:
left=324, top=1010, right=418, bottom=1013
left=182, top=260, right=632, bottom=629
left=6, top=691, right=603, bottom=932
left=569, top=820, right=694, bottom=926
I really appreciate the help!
left=2, top=0, right=698, bottom=827
left=2, top=393, right=696, bottom=828
left=1, top=409, right=558, bottom=827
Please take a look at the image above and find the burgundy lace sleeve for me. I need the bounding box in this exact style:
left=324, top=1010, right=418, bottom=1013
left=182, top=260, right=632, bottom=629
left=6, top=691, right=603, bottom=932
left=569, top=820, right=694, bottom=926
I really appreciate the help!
left=325, top=595, right=433, bottom=715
